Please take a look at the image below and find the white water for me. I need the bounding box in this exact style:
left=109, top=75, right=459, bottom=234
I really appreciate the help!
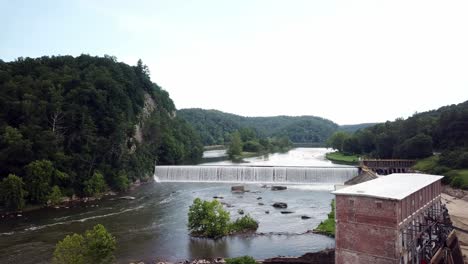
left=154, top=165, right=358, bottom=184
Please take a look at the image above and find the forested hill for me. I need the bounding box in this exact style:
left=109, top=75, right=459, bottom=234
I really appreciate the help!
left=177, top=108, right=340, bottom=145
left=0, top=55, right=203, bottom=208
left=328, top=100, right=468, bottom=159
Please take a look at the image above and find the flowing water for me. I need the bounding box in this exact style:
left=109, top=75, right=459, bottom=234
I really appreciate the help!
left=0, top=148, right=350, bottom=263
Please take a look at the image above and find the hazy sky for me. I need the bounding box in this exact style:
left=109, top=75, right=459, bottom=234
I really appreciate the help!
left=1, top=0, right=467, bottom=124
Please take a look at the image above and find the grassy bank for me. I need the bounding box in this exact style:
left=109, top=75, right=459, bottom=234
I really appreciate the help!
left=325, top=151, right=359, bottom=165
left=413, top=156, right=468, bottom=189
left=314, top=200, right=335, bottom=237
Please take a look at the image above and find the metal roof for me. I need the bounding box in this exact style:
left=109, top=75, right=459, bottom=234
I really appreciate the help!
left=332, top=173, right=443, bottom=200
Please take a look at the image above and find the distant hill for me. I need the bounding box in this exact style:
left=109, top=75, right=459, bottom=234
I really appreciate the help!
left=177, top=108, right=339, bottom=145
left=339, top=123, right=378, bottom=133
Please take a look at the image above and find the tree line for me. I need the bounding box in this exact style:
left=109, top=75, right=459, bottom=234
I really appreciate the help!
left=327, top=100, right=468, bottom=185
left=0, top=55, right=203, bottom=210
left=177, top=108, right=346, bottom=146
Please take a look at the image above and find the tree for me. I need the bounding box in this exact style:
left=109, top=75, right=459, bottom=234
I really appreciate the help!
left=326, top=131, right=349, bottom=152
left=394, top=134, right=433, bottom=159
left=0, top=174, right=26, bottom=210
left=48, top=185, right=63, bottom=206
left=84, top=171, right=107, bottom=197
left=52, top=233, right=86, bottom=264
left=84, top=224, right=116, bottom=264
left=188, top=198, right=231, bottom=238
left=227, top=131, right=243, bottom=159
left=52, top=224, right=116, bottom=264
left=24, top=160, right=54, bottom=203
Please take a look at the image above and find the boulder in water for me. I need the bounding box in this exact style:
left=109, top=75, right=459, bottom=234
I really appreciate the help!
left=213, top=196, right=224, bottom=199
left=271, top=186, right=287, bottom=191
left=257, top=197, right=262, bottom=200
left=265, top=210, right=270, bottom=214
left=301, top=215, right=312, bottom=219
left=231, top=185, right=245, bottom=193
left=272, top=202, right=288, bottom=209
left=238, top=209, right=244, bottom=215
left=119, top=196, right=136, bottom=200
left=258, top=202, right=264, bottom=206
left=281, top=211, right=294, bottom=214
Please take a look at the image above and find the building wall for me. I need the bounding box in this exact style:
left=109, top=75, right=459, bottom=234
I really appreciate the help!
left=335, top=195, right=399, bottom=264
left=335, top=179, right=443, bottom=264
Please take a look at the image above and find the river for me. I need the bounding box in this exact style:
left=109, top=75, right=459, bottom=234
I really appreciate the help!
left=0, top=148, right=344, bottom=263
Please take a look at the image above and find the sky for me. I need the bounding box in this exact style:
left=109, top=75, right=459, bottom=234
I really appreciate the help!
left=1, top=0, right=467, bottom=125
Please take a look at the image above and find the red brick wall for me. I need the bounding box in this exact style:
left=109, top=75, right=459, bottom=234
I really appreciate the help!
left=335, top=195, right=399, bottom=264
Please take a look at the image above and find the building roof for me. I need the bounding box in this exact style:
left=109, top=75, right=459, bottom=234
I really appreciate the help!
left=332, top=173, right=443, bottom=200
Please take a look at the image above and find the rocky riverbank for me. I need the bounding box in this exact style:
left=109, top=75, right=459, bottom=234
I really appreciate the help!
left=129, top=249, right=335, bottom=264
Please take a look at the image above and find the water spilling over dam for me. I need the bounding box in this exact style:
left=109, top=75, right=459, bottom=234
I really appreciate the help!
left=154, top=165, right=359, bottom=184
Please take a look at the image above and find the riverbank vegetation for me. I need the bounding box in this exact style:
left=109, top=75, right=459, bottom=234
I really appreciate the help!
left=178, top=108, right=366, bottom=146
left=227, top=128, right=293, bottom=160
left=0, top=55, right=203, bottom=211
left=226, top=256, right=257, bottom=264
left=188, top=198, right=258, bottom=239
left=314, top=200, right=335, bottom=237
left=325, top=152, right=359, bottom=165
left=326, top=101, right=468, bottom=187
left=52, top=224, right=116, bottom=264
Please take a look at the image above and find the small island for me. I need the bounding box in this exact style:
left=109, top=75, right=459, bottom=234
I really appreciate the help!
left=188, top=198, right=259, bottom=239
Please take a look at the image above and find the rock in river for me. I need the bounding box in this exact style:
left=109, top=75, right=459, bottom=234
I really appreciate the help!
left=231, top=185, right=245, bottom=193
left=301, top=215, right=312, bottom=219
left=281, top=211, right=294, bottom=214
left=272, top=202, right=288, bottom=209
left=271, top=186, right=287, bottom=191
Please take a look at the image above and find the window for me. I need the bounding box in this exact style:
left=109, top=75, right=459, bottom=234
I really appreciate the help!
left=376, top=201, right=382, bottom=209
left=349, top=199, right=354, bottom=206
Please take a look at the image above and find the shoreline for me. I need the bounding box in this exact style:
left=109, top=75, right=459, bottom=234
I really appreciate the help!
left=442, top=187, right=468, bottom=261
left=0, top=178, right=151, bottom=218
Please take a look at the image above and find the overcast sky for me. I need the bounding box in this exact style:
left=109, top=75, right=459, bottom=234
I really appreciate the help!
left=1, top=0, right=467, bottom=124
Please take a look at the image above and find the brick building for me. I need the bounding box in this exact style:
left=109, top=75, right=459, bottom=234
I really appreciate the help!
left=332, top=173, right=448, bottom=264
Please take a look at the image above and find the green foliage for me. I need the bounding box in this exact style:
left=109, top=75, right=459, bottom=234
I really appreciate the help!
left=52, top=224, right=116, bottom=264
left=326, top=100, right=468, bottom=160
left=48, top=185, right=63, bottom=205
left=228, top=132, right=243, bottom=159
left=225, top=256, right=257, bottom=264
left=52, top=233, right=86, bottom=264
left=0, top=174, right=26, bottom=210
left=326, top=131, right=349, bottom=152
left=188, top=198, right=231, bottom=238
left=187, top=198, right=259, bottom=239
left=315, top=200, right=335, bottom=237
left=114, top=171, right=129, bottom=192
left=84, top=171, right=107, bottom=197
left=325, top=152, right=359, bottom=165
left=24, top=160, right=54, bottom=203
left=230, top=215, right=259, bottom=233
left=177, top=108, right=339, bottom=145
left=0, top=55, right=203, bottom=207
left=83, top=224, right=117, bottom=264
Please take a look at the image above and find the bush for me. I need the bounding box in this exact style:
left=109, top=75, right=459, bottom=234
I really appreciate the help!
left=84, top=171, right=107, bottom=197
left=226, top=256, right=256, bottom=264
left=114, top=171, right=130, bottom=192
left=188, top=198, right=231, bottom=238
left=230, top=215, right=259, bottom=233
left=52, top=233, right=86, bottom=264
left=451, top=177, right=464, bottom=188
left=0, top=174, right=26, bottom=210
left=52, top=224, right=116, bottom=264
left=242, top=141, right=263, bottom=153
left=188, top=199, right=259, bottom=239
left=48, top=185, right=63, bottom=206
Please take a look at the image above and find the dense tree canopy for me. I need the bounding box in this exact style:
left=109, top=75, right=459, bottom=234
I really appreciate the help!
left=177, top=109, right=346, bottom=145
left=327, top=101, right=468, bottom=160
left=0, top=55, right=203, bottom=208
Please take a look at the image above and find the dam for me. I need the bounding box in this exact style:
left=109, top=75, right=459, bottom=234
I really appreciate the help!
left=154, top=165, right=359, bottom=184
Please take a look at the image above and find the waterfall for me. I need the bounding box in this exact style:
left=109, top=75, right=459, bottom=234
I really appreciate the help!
left=154, top=165, right=358, bottom=184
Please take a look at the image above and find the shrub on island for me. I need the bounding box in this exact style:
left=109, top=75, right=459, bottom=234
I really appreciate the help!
left=188, top=198, right=259, bottom=239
